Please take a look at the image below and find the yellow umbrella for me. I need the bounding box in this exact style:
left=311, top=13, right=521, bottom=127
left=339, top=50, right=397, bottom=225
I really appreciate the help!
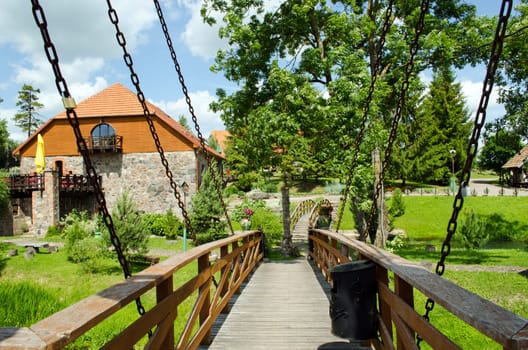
left=35, top=134, right=45, bottom=173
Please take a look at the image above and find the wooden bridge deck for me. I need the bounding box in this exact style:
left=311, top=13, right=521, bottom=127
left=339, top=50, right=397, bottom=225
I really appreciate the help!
left=199, top=257, right=345, bottom=349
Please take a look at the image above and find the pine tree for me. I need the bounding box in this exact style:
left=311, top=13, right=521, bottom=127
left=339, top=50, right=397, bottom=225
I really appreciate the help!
left=409, top=67, right=472, bottom=184
left=14, top=84, right=44, bottom=137
left=189, top=166, right=227, bottom=244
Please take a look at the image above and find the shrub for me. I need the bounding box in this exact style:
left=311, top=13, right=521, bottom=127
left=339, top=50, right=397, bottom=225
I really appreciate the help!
left=389, top=188, right=405, bottom=217
left=250, top=207, right=282, bottom=247
left=459, top=209, right=489, bottom=249
left=106, top=191, right=149, bottom=258
left=45, top=225, right=61, bottom=238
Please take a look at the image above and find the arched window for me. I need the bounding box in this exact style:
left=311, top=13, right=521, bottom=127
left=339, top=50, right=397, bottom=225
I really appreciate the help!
left=91, top=122, right=116, bottom=150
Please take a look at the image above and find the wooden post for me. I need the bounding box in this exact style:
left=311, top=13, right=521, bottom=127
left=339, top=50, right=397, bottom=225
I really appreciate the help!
left=156, top=276, right=174, bottom=350
left=198, top=254, right=211, bottom=345
left=377, top=266, right=393, bottom=346
left=220, top=245, right=230, bottom=313
left=395, top=275, right=414, bottom=350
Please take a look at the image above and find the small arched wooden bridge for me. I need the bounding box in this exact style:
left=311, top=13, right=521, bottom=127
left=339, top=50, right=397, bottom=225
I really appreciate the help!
left=1, top=199, right=527, bottom=350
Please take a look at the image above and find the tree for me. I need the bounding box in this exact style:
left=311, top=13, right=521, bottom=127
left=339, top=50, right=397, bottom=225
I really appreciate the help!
left=202, top=0, right=489, bottom=250
left=178, top=114, right=191, bottom=131
left=110, top=191, right=149, bottom=259
left=189, top=165, right=227, bottom=244
left=497, top=3, right=528, bottom=142
left=14, top=84, right=44, bottom=137
left=478, top=120, right=522, bottom=177
left=0, top=120, right=18, bottom=169
left=407, top=66, right=472, bottom=184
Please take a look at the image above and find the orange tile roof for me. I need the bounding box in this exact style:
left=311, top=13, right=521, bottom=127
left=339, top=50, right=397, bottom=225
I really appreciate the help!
left=503, top=145, right=528, bottom=169
left=210, top=130, right=231, bottom=154
left=14, top=83, right=223, bottom=159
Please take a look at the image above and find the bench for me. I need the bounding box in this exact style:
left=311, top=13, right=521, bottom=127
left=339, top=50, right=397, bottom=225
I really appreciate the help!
left=16, top=242, right=58, bottom=254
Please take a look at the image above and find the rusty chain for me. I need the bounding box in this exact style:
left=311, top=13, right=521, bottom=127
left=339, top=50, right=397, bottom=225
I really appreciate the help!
left=153, top=0, right=234, bottom=235
left=420, top=0, right=513, bottom=335
left=364, top=0, right=430, bottom=240
left=30, top=0, right=147, bottom=318
left=335, top=0, right=395, bottom=233
left=105, top=0, right=196, bottom=241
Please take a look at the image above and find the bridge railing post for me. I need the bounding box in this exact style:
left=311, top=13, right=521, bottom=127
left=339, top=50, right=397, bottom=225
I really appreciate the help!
left=156, top=275, right=174, bottom=350
left=198, top=253, right=212, bottom=345
left=220, top=244, right=230, bottom=314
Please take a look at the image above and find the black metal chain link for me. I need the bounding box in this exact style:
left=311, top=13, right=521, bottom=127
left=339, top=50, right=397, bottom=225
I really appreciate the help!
left=420, top=0, right=512, bottom=334
left=105, top=0, right=196, bottom=240
left=30, top=0, right=147, bottom=318
left=153, top=0, right=234, bottom=235
left=364, top=0, right=430, bottom=240
left=335, top=0, right=395, bottom=233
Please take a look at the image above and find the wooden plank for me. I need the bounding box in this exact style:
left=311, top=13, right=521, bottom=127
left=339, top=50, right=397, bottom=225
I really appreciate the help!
left=199, top=258, right=344, bottom=350
left=0, top=328, right=46, bottom=350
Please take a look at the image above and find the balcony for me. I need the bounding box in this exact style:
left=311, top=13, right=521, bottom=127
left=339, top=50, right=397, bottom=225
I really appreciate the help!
left=8, top=174, right=44, bottom=195
left=82, top=136, right=122, bottom=153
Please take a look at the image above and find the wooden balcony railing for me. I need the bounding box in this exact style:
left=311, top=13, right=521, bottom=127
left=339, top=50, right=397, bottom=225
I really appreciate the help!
left=308, top=229, right=528, bottom=349
left=8, top=174, right=44, bottom=193
left=0, top=230, right=264, bottom=349
left=60, top=175, right=100, bottom=193
left=82, top=136, right=123, bottom=153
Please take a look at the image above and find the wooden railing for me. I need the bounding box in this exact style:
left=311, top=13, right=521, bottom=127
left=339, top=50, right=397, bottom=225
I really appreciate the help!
left=8, top=174, right=45, bottom=193
left=290, top=198, right=315, bottom=230
left=60, top=174, right=100, bottom=192
left=0, top=230, right=264, bottom=350
left=308, top=198, right=332, bottom=229
left=308, top=229, right=528, bottom=349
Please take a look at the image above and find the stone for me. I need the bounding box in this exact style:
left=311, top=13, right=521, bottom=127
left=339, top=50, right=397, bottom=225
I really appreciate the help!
left=24, top=247, right=36, bottom=259
left=7, top=248, right=18, bottom=257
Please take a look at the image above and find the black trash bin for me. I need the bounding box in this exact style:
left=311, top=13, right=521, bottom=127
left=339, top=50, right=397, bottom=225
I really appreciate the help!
left=329, top=260, right=378, bottom=340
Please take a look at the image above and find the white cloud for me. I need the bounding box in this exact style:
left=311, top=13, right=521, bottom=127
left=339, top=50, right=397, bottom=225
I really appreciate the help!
left=152, top=90, right=225, bottom=137
left=460, top=79, right=505, bottom=121
left=179, top=0, right=227, bottom=60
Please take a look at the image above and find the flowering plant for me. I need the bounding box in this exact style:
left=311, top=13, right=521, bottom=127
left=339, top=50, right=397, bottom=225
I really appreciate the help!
left=243, top=208, right=254, bottom=218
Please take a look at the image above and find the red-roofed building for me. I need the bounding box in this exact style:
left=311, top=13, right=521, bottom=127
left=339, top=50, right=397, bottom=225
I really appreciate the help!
left=9, top=83, right=224, bottom=236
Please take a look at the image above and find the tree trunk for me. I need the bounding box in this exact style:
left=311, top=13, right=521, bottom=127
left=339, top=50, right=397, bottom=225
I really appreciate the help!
left=280, top=172, right=294, bottom=256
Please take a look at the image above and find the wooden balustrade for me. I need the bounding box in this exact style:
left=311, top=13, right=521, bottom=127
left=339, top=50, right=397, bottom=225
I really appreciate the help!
left=308, top=229, right=528, bottom=349
left=0, top=230, right=264, bottom=350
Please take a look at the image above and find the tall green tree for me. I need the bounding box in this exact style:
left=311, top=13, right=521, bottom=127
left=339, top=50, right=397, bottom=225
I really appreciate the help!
left=408, top=67, right=472, bottom=184
left=14, top=84, right=44, bottom=137
left=478, top=120, right=522, bottom=177
left=497, top=1, right=528, bottom=142
left=202, top=0, right=489, bottom=251
left=0, top=120, right=18, bottom=169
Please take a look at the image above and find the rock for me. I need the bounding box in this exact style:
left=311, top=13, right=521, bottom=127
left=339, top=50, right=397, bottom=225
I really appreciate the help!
left=47, top=245, right=59, bottom=253
left=7, top=249, right=18, bottom=257
left=425, top=244, right=437, bottom=253
left=24, top=247, right=36, bottom=259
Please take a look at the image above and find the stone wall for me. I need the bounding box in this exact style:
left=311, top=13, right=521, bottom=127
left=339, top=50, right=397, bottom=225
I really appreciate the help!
left=19, top=151, right=198, bottom=223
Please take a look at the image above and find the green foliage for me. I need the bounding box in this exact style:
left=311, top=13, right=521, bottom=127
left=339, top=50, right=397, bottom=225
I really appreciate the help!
left=14, top=84, right=44, bottom=137
left=389, top=188, right=406, bottom=217
left=224, top=184, right=242, bottom=197
left=190, top=166, right=227, bottom=244
left=231, top=198, right=266, bottom=222
left=459, top=209, right=489, bottom=249
left=0, top=281, right=66, bottom=327
left=251, top=207, right=283, bottom=247
left=108, top=191, right=149, bottom=258
left=0, top=169, right=10, bottom=208
left=142, top=209, right=183, bottom=240
left=478, top=121, right=523, bottom=174
left=235, top=171, right=260, bottom=192
left=45, top=225, right=61, bottom=238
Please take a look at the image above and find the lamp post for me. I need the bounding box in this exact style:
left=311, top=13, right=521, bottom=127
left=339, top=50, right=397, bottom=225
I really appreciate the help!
left=449, top=149, right=456, bottom=195
left=181, top=181, right=189, bottom=252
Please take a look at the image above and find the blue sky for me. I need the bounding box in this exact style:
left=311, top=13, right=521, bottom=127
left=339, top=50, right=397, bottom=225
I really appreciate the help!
left=0, top=0, right=519, bottom=142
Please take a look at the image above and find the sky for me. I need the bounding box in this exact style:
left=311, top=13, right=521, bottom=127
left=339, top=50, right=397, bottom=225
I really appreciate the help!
left=0, top=0, right=520, bottom=143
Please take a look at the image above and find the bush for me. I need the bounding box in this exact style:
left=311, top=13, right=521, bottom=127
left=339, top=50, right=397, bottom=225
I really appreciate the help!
left=60, top=210, right=109, bottom=272
left=45, top=225, right=61, bottom=238
left=106, top=191, right=149, bottom=258
left=459, top=209, right=489, bottom=249
left=195, top=229, right=229, bottom=245
left=250, top=207, right=282, bottom=247
left=389, top=188, right=405, bottom=217
left=142, top=210, right=183, bottom=239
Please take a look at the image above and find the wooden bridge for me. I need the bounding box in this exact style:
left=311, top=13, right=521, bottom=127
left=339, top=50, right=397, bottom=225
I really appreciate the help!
left=1, top=199, right=527, bottom=350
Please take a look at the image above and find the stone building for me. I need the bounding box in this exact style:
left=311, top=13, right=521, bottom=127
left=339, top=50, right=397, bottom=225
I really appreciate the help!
left=8, top=82, right=224, bottom=236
